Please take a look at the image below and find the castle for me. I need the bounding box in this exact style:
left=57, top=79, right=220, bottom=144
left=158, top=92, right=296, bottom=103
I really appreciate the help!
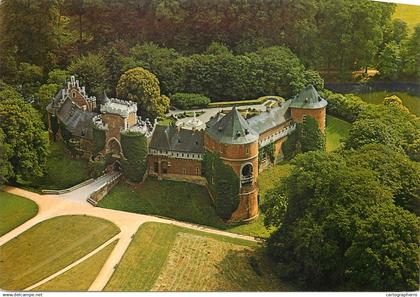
left=47, top=76, right=327, bottom=222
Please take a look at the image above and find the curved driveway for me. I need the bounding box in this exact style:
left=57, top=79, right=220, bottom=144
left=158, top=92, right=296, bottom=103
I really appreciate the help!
left=0, top=184, right=258, bottom=291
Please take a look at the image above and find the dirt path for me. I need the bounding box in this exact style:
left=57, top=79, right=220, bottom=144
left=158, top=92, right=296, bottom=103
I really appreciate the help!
left=0, top=186, right=258, bottom=291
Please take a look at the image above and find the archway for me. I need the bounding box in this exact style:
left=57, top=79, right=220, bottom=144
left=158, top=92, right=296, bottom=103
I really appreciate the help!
left=107, top=137, right=122, bottom=156
left=113, top=160, right=122, bottom=172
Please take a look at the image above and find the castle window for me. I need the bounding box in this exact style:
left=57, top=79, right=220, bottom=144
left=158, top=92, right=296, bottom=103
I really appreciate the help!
left=183, top=168, right=187, bottom=175
left=196, top=167, right=199, bottom=174
left=245, top=146, right=249, bottom=155
left=72, top=92, right=76, bottom=98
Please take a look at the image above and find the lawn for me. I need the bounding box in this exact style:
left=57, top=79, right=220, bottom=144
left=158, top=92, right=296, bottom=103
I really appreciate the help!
left=105, top=222, right=290, bottom=291
left=0, top=215, right=120, bottom=290
left=99, top=179, right=225, bottom=228
left=356, top=91, right=420, bottom=117
left=393, top=3, right=420, bottom=33
left=25, top=142, right=90, bottom=190
left=325, top=115, right=352, bottom=152
left=0, top=192, right=38, bottom=236
left=34, top=240, right=118, bottom=291
left=99, top=163, right=294, bottom=239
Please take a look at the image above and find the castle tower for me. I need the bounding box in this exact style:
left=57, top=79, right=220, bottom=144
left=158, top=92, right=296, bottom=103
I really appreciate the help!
left=204, top=107, right=259, bottom=222
left=289, top=85, right=328, bottom=131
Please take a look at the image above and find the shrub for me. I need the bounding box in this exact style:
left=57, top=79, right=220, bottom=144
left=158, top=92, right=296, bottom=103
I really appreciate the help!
left=321, top=90, right=368, bottom=122
left=88, top=158, right=106, bottom=178
left=171, top=93, right=210, bottom=109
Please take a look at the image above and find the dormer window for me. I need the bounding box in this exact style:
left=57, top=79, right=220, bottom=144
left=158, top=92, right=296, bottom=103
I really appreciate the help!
left=72, top=92, right=76, bottom=98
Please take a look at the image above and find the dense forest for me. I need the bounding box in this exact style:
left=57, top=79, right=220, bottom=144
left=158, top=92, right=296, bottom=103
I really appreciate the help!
left=0, top=0, right=419, bottom=102
left=0, top=0, right=419, bottom=292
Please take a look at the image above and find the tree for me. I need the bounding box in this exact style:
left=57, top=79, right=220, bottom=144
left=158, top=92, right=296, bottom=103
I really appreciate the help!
left=383, top=95, right=409, bottom=113
left=0, top=128, right=12, bottom=185
left=342, top=144, right=420, bottom=216
left=281, top=116, right=325, bottom=160
left=378, top=41, right=402, bottom=80
left=68, top=53, right=109, bottom=97
left=0, top=80, right=23, bottom=101
left=0, top=0, right=62, bottom=66
left=345, top=204, right=419, bottom=291
left=47, top=69, right=70, bottom=85
left=344, top=104, right=418, bottom=155
left=117, top=67, right=169, bottom=118
left=401, top=24, right=420, bottom=79
left=36, top=84, right=60, bottom=123
left=16, top=63, right=43, bottom=100
left=265, top=151, right=407, bottom=290
left=0, top=99, right=48, bottom=183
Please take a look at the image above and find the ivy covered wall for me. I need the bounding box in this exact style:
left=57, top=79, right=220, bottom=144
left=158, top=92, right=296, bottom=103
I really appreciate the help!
left=120, top=131, right=148, bottom=182
left=202, top=151, right=239, bottom=220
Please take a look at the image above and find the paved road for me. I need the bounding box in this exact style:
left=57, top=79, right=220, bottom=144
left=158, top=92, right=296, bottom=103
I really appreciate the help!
left=60, top=172, right=119, bottom=204
left=0, top=185, right=258, bottom=292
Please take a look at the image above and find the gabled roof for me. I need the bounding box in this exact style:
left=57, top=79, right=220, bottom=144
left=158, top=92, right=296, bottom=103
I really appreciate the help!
left=206, top=107, right=258, bottom=144
left=290, top=85, right=327, bottom=109
left=56, top=98, right=96, bottom=139
left=150, top=125, right=204, bottom=154
left=248, top=100, right=292, bottom=134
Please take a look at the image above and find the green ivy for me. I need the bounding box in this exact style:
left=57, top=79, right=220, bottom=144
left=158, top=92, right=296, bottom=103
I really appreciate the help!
left=203, top=151, right=239, bottom=220
left=120, top=131, right=148, bottom=182
left=92, top=127, right=106, bottom=155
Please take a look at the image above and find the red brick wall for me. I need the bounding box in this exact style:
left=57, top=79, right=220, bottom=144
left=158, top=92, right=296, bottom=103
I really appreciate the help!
left=69, top=87, right=91, bottom=111
left=204, top=133, right=260, bottom=222
left=102, top=113, right=125, bottom=142
left=148, top=155, right=202, bottom=176
left=127, top=112, right=137, bottom=127
left=291, top=107, right=326, bottom=131
left=204, top=134, right=259, bottom=160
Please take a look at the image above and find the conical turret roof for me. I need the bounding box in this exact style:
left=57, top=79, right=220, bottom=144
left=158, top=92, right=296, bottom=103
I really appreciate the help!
left=290, top=85, right=327, bottom=109
left=206, top=107, right=258, bottom=144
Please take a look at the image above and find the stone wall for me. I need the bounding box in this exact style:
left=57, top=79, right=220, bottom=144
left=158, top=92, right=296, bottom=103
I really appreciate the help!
left=89, top=173, right=122, bottom=204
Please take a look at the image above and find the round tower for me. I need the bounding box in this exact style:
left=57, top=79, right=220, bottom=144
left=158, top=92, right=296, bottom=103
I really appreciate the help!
left=204, top=107, right=259, bottom=222
left=289, top=85, right=328, bottom=131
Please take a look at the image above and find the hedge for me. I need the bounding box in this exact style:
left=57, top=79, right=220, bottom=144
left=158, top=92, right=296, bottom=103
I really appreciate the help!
left=171, top=93, right=210, bottom=109
left=120, top=131, right=148, bottom=182
left=202, top=151, right=239, bottom=220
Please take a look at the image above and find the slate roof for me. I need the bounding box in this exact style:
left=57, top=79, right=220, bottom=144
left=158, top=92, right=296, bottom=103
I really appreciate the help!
left=247, top=100, right=292, bottom=134
left=206, top=107, right=258, bottom=144
left=290, top=85, right=328, bottom=109
left=150, top=125, right=204, bottom=153
left=55, top=98, right=96, bottom=139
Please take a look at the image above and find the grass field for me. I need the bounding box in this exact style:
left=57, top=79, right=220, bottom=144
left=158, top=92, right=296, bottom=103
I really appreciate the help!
left=26, top=142, right=89, bottom=190
left=105, top=222, right=289, bottom=291
left=0, top=215, right=120, bottom=290
left=357, top=91, right=420, bottom=117
left=325, top=115, right=352, bottom=151
left=99, top=179, right=225, bottom=228
left=393, top=3, right=420, bottom=33
left=99, top=170, right=292, bottom=239
left=34, top=240, right=118, bottom=291
left=0, top=192, right=38, bottom=236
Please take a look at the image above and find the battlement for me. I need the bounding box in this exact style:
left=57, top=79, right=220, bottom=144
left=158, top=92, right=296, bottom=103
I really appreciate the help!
left=100, top=98, right=137, bottom=118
